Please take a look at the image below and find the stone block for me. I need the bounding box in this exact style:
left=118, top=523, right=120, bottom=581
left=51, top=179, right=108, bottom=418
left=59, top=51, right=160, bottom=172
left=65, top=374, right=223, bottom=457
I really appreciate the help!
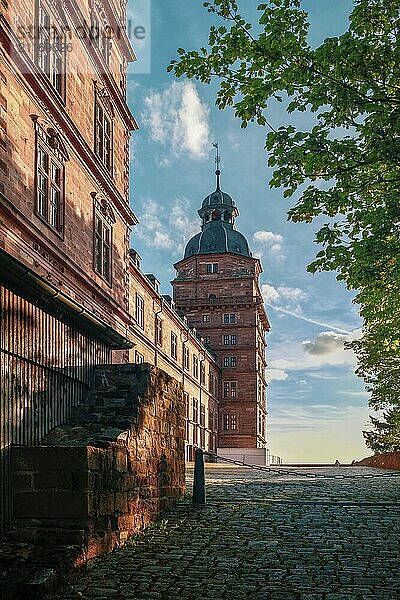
left=13, top=491, right=87, bottom=519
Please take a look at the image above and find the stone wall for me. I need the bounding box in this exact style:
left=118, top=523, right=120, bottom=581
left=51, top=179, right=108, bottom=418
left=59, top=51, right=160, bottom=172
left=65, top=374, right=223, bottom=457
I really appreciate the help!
left=355, top=451, right=400, bottom=470
left=11, top=364, right=186, bottom=567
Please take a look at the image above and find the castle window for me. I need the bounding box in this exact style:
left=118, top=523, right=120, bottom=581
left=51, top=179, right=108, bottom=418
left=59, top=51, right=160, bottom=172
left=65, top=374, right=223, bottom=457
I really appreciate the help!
left=171, top=332, right=177, bottom=359
left=185, top=392, right=190, bottom=442
left=206, top=263, right=219, bottom=274
left=94, top=87, right=113, bottom=173
left=193, top=398, right=198, bottom=423
left=34, top=121, right=68, bottom=235
left=155, top=316, right=163, bottom=346
left=223, top=381, right=237, bottom=398
left=36, top=0, right=65, bottom=98
left=224, top=356, right=237, bottom=368
left=36, top=147, right=63, bottom=233
left=200, top=363, right=206, bottom=385
left=223, top=313, right=236, bottom=324
left=209, top=409, right=214, bottom=430
left=200, top=403, right=205, bottom=427
left=184, top=345, right=190, bottom=370
left=223, top=335, right=237, bottom=346
left=94, top=212, right=112, bottom=283
left=222, top=413, right=237, bottom=431
left=135, top=293, right=144, bottom=328
left=193, top=423, right=198, bottom=445
left=135, top=351, right=144, bottom=364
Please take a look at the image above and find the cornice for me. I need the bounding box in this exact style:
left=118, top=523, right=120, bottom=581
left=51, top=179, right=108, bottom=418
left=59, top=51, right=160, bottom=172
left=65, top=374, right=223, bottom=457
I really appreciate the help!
left=96, top=0, right=137, bottom=61
left=174, top=251, right=260, bottom=270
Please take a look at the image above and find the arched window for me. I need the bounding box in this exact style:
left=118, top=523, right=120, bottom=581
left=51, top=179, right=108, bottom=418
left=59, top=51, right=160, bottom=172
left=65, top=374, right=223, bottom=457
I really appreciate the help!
left=211, top=210, right=221, bottom=221
left=224, top=210, right=231, bottom=222
left=209, top=293, right=217, bottom=300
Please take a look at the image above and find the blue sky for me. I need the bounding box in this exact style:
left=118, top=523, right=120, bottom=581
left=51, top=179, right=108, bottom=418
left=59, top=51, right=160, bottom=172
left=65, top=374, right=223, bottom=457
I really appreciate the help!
left=126, top=0, right=372, bottom=463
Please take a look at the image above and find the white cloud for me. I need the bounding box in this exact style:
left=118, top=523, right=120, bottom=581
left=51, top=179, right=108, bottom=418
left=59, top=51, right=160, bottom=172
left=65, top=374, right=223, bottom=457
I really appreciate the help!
left=267, top=368, right=289, bottom=382
left=254, top=231, right=283, bottom=245
left=153, top=231, right=173, bottom=249
left=136, top=197, right=199, bottom=255
left=143, top=81, right=210, bottom=160
left=253, top=231, right=284, bottom=261
left=338, top=390, right=370, bottom=397
left=307, top=372, right=341, bottom=380
left=262, top=283, right=280, bottom=303
left=261, top=283, right=307, bottom=306
left=265, top=301, right=352, bottom=334
left=303, top=331, right=348, bottom=356
left=268, top=403, right=369, bottom=436
left=267, top=328, right=361, bottom=374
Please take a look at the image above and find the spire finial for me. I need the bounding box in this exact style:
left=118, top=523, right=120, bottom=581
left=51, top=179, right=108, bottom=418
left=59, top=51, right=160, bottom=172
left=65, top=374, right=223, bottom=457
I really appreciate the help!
left=212, top=142, right=221, bottom=189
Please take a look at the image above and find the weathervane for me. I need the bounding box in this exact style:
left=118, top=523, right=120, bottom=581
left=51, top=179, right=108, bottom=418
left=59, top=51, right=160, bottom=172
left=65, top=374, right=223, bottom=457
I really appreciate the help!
left=212, top=142, right=221, bottom=189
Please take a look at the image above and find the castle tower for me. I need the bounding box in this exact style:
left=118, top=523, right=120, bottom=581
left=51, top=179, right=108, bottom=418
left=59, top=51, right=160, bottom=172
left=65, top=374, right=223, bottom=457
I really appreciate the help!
left=172, top=147, right=271, bottom=465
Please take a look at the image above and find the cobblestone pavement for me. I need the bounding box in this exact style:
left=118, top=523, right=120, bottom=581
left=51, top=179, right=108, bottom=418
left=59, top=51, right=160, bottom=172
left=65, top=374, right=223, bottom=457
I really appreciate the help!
left=54, top=464, right=400, bottom=600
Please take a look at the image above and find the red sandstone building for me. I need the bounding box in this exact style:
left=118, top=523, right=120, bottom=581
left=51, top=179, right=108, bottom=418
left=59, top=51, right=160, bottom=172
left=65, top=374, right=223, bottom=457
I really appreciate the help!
left=173, top=166, right=271, bottom=465
left=0, top=0, right=274, bottom=543
left=0, top=0, right=221, bottom=538
left=0, top=0, right=138, bottom=536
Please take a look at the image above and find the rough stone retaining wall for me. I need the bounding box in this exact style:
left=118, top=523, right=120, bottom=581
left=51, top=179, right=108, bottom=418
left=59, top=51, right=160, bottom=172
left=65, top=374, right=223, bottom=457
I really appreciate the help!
left=10, top=364, right=186, bottom=569
left=355, top=451, right=400, bottom=470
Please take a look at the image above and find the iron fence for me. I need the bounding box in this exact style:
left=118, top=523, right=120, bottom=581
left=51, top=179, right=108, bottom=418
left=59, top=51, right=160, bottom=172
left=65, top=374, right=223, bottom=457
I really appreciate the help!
left=0, top=283, right=111, bottom=537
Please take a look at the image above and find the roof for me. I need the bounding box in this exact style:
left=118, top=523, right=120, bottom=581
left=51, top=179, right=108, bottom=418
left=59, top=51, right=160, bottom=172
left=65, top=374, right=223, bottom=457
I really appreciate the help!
left=184, top=221, right=251, bottom=259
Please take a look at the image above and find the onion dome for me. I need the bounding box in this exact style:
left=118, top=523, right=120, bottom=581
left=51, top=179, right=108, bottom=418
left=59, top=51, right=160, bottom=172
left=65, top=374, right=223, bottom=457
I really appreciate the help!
left=183, top=145, right=251, bottom=259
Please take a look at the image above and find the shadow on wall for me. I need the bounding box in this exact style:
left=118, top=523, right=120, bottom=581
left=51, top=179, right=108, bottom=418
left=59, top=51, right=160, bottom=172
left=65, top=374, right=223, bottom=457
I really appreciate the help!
left=10, top=363, right=186, bottom=570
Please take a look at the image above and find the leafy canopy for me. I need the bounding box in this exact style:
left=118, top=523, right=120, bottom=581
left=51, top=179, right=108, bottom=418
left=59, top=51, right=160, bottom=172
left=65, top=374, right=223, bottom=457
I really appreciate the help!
left=169, top=0, right=400, bottom=450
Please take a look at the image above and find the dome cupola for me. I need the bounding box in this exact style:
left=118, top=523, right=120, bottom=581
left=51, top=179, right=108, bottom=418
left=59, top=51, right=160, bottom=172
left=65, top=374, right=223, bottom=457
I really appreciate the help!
left=184, top=144, right=251, bottom=259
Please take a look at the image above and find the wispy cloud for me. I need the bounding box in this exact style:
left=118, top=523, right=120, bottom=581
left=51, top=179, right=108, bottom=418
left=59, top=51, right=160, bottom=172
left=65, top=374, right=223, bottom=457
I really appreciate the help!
left=266, top=302, right=351, bottom=334
left=136, top=197, right=199, bottom=253
left=269, top=404, right=364, bottom=431
left=338, top=390, right=370, bottom=397
left=143, top=81, right=210, bottom=160
left=253, top=231, right=285, bottom=261
left=262, top=283, right=307, bottom=306
left=267, top=369, right=289, bottom=382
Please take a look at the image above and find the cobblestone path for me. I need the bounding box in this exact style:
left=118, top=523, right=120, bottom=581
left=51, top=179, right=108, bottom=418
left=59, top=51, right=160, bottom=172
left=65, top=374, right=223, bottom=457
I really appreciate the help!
left=54, top=464, right=400, bottom=600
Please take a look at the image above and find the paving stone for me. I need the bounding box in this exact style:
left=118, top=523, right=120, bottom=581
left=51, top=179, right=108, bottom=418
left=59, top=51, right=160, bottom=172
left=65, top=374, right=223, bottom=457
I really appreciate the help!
left=48, top=464, right=400, bottom=600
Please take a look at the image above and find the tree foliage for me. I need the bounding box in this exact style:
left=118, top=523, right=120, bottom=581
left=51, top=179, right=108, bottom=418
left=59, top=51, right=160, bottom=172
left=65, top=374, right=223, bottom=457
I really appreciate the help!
left=168, top=0, right=400, bottom=450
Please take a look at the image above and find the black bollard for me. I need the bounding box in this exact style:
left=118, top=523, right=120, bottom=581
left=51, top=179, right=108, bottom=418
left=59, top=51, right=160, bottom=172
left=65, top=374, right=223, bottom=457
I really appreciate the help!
left=193, top=448, right=206, bottom=505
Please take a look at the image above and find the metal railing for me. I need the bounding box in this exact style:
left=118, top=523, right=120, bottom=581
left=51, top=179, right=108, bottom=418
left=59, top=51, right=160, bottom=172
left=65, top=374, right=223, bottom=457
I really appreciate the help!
left=192, top=449, right=400, bottom=503
left=0, top=283, right=111, bottom=538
